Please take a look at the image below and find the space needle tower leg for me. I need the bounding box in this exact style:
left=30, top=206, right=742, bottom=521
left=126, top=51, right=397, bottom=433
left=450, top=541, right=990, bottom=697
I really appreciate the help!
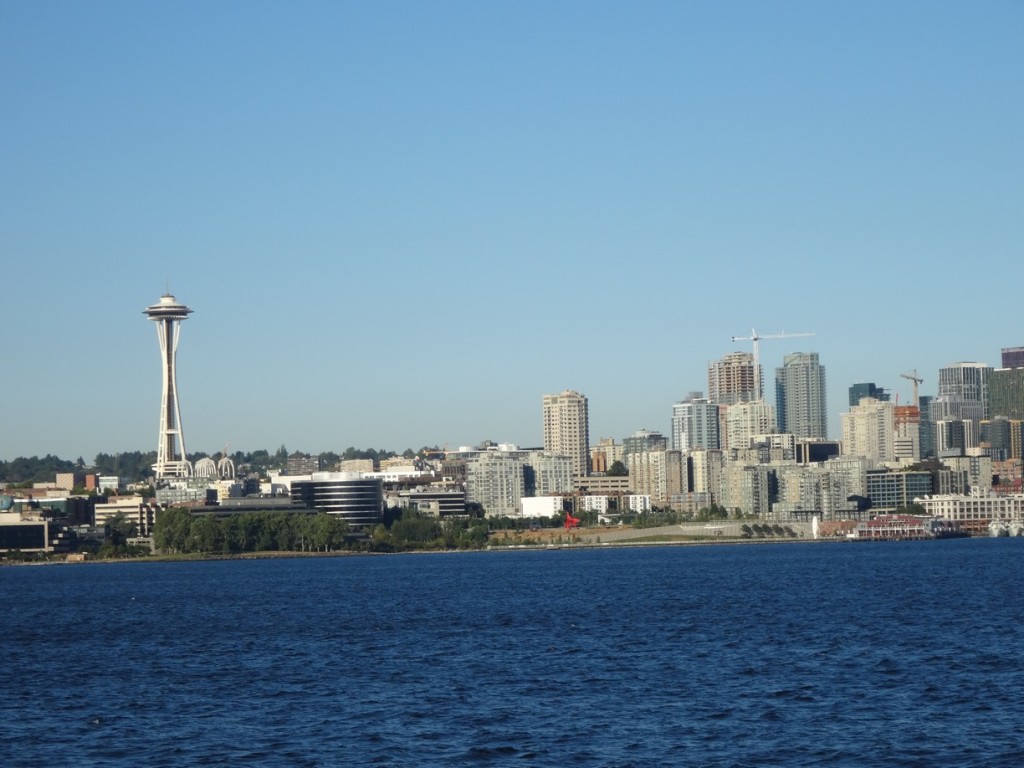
left=144, top=293, right=194, bottom=479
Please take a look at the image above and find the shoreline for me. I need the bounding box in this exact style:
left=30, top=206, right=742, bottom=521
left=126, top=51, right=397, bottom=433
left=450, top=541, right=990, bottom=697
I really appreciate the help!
left=2, top=531, right=943, bottom=568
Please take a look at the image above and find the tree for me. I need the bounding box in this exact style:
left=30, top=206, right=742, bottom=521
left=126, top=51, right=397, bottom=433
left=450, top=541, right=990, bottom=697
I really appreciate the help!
left=897, top=503, right=927, bottom=516
left=188, top=515, right=223, bottom=553
left=105, top=512, right=137, bottom=546
left=607, top=460, right=628, bottom=476
left=152, top=507, right=192, bottom=553
left=695, top=503, right=729, bottom=522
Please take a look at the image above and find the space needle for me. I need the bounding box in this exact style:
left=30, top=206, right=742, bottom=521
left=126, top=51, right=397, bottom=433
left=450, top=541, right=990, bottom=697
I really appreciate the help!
left=144, top=293, right=193, bottom=479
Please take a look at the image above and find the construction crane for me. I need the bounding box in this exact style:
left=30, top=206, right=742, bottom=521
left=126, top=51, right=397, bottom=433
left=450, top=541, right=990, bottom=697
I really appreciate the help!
left=730, top=329, right=815, bottom=400
left=900, top=370, right=924, bottom=408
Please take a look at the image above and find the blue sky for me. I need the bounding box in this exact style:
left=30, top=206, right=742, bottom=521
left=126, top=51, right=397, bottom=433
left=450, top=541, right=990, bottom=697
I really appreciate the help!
left=2, top=1, right=1022, bottom=462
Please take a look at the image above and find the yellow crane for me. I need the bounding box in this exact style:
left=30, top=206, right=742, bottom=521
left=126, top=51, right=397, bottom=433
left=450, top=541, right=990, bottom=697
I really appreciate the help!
left=900, top=370, right=924, bottom=408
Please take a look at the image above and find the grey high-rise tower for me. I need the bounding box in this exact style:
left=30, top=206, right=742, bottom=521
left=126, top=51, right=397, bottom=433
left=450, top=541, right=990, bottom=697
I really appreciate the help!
left=144, top=293, right=193, bottom=479
left=671, top=393, right=720, bottom=451
left=933, top=362, right=991, bottom=423
left=775, top=352, right=828, bottom=439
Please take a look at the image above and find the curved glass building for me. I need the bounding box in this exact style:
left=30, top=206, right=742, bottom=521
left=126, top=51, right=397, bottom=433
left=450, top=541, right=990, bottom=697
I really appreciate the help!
left=290, top=473, right=384, bottom=527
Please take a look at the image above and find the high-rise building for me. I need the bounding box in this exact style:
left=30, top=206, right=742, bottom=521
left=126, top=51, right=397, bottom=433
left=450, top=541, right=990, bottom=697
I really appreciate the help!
left=919, top=394, right=936, bottom=459
left=841, top=398, right=894, bottom=464
left=144, top=293, right=193, bottom=479
left=980, top=417, right=1024, bottom=461
left=623, top=429, right=668, bottom=456
left=689, top=449, right=724, bottom=499
left=893, top=406, right=921, bottom=462
left=725, top=401, right=776, bottom=452
left=932, top=362, right=992, bottom=430
left=542, top=390, right=590, bottom=477
left=848, top=382, right=890, bottom=407
left=465, top=453, right=525, bottom=518
left=935, top=419, right=972, bottom=457
left=772, top=465, right=860, bottom=521
left=943, top=455, right=993, bottom=492
left=775, top=352, right=827, bottom=439
left=1002, top=346, right=1024, bottom=369
left=523, top=451, right=574, bottom=497
left=708, top=352, right=757, bottom=405
left=670, top=393, right=720, bottom=452
left=989, top=368, right=1024, bottom=420
left=719, top=464, right=772, bottom=517
left=626, top=449, right=685, bottom=505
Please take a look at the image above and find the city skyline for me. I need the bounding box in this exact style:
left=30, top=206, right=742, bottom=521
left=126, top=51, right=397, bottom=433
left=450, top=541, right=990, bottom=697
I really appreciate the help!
left=2, top=3, right=1022, bottom=461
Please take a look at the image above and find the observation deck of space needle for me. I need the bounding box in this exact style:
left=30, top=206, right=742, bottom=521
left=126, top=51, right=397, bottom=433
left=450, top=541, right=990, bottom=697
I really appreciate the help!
left=144, top=292, right=194, bottom=480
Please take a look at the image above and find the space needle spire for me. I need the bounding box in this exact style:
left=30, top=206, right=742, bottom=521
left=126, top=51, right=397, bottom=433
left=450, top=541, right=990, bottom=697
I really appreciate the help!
left=144, top=293, right=193, bottom=479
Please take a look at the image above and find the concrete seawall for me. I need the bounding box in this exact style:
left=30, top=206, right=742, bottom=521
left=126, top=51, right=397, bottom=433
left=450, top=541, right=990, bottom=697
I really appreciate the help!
left=504, top=521, right=815, bottom=546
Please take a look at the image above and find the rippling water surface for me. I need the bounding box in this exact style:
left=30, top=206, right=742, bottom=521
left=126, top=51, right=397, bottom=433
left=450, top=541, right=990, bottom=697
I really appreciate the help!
left=3, top=539, right=1024, bottom=767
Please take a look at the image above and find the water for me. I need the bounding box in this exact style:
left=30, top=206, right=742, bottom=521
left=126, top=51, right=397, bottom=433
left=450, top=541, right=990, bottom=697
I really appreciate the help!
left=2, top=539, right=1023, bottom=767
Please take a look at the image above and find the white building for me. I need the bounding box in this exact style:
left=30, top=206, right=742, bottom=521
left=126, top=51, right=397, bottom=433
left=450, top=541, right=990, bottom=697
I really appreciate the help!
left=841, top=398, right=894, bottom=464
left=934, top=362, right=992, bottom=424
left=522, top=496, right=565, bottom=518
left=671, top=394, right=720, bottom=451
left=690, top=449, right=724, bottom=500
left=466, top=453, right=525, bottom=518
left=915, top=491, right=1024, bottom=530
left=726, top=401, right=777, bottom=451
left=624, top=495, right=652, bottom=513
left=94, top=495, right=156, bottom=536
left=578, top=495, right=610, bottom=513
left=525, top=451, right=574, bottom=496
left=542, top=390, right=590, bottom=477
left=98, top=476, right=122, bottom=493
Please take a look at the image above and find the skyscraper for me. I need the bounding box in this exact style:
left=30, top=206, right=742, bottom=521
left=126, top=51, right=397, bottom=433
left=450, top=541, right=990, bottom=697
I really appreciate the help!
left=1002, top=346, right=1024, bottom=369
left=542, top=390, right=590, bottom=477
left=622, top=429, right=668, bottom=456
left=708, top=352, right=757, bottom=405
left=670, top=393, right=720, bottom=451
left=775, top=352, right=828, bottom=439
left=144, top=293, right=193, bottom=479
left=725, top=401, right=777, bottom=451
left=989, top=367, right=1024, bottom=420
left=932, top=362, right=992, bottom=435
left=841, top=398, right=894, bottom=464
left=919, top=394, right=936, bottom=459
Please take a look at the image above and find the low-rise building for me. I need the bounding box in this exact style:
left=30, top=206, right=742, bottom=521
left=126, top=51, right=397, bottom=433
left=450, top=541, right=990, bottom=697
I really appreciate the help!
left=914, top=491, right=1024, bottom=534
left=522, top=496, right=567, bottom=518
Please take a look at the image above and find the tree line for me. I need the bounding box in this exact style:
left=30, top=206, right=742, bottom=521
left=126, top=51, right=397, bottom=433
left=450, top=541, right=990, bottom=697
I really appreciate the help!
left=151, top=507, right=492, bottom=555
